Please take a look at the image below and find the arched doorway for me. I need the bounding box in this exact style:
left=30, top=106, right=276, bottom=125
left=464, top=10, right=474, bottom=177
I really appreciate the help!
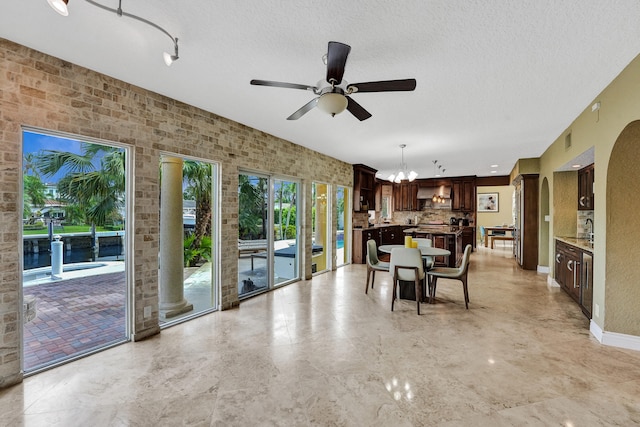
left=606, top=120, right=640, bottom=336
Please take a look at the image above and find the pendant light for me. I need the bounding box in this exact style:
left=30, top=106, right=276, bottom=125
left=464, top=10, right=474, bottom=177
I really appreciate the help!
left=387, top=144, right=418, bottom=183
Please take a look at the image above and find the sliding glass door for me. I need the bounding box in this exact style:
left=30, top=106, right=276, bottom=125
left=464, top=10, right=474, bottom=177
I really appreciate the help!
left=312, top=182, right=330, bottom=274
left=336, top=186, right=351, bottom=267
left=238, top=173, right=300, bottom=297
left=22, top=128, right=129, bottom=373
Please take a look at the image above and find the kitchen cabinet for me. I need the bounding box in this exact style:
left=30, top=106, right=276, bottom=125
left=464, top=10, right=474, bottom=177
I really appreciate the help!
left=578, top=164, right=594, bottom=210
left=352, top=225, right=408, bottom=264
left=555, top=239, right=593, bottom=318
left=556, top=240, right=581, bottom=302
left=353, top=164, right=377, bottom=212
left=414, top=231, right=460, bottom=268
left=460, top=227, right=476, bottom=251
left=451, top=178, right=475, bottom=212
left=393, top=181, right=419, bottom=211
left=352, top=228, right=380, bottom=264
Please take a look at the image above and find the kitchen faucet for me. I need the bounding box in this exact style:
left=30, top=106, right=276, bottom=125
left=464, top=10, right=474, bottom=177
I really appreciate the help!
left=585, top=218, right=594, bottom=241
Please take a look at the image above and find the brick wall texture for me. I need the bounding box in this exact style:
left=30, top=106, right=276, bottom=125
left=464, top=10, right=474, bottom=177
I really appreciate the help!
left=0, top=39, right=353, bottom=388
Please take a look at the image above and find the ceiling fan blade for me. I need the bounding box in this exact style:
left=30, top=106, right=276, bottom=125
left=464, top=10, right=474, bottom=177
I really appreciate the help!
left=326, top=41, right=351, bottom=85
left=347, top=79, right=417, bottom=93
left=346, top=96, right=372, bottom=121
left=250, top=79, right=317, bottom=92
left=287, top=98, right=319, bottom=120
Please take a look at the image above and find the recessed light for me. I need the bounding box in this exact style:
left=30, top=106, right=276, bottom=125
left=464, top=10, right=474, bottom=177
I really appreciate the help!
left=572, top=164, right=582, bottom=168
left=490, top=170, right=497, bottom=174
left=490, top=164, right=498, bottom=168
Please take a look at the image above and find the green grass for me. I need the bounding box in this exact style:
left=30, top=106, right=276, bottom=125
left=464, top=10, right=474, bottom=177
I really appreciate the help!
left=22, top=225, right=121, bottom=235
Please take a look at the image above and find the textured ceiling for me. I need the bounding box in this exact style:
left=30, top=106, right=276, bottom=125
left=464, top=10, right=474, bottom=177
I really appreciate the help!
left=2, top=1, right=640, bottom=179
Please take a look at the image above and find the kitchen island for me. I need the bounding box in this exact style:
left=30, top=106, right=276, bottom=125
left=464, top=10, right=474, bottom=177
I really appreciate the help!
left=404, top=226, right=464, bottom=267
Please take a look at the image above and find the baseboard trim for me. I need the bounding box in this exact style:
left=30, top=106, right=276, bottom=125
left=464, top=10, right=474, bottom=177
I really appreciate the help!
left=537, top=265, right=550, bottom=274
left=590, top=321, right=640, bottom=351
left=547, top=275, right=560, bottom=288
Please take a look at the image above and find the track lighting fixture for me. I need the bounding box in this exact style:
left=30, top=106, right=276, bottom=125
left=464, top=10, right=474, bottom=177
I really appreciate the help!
left=47, top=0, right=69, bottom=16
left=46, top=0, right=179, bottom=66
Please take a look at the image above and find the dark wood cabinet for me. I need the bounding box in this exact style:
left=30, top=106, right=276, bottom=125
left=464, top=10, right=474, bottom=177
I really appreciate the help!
left=353, top=226, right=408, bottom=264
left=353, top=164, right=377, bottom=212
left=461, top=227, right=476, bottom=251
left=578, top=164, right=594, bottom=210
left=352, top=228, right=380, bottom=264
left=451, top=178, right=476, bottom=212
left=555, top=240, right=591, bottom=314
left=393, top=181, right=419, bottom=211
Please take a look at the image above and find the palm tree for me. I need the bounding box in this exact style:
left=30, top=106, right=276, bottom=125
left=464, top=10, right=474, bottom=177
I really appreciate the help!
left=182, top=160, right=212, bottom=253
left=23, top=175, right=46, bottom=222
left=35, top=143, right=125, bottom=226
left=238, top=175, right=267, bottom=240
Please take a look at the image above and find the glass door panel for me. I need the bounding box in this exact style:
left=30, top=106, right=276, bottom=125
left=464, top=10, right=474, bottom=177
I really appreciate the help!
left=273, top=179, right=299, bottom=286
left=158, top=156, right=218, bottom=326
left=22, top=129, right=129, bottom=373
left=312, top=182, right=330, bottom=274
left=336, top=186, right=351, bottom=267
left=238, top=173, right=269, bottom=297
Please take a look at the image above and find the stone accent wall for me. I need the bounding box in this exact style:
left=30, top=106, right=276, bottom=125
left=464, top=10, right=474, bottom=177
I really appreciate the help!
left=0, top=39, right=353, bottom=388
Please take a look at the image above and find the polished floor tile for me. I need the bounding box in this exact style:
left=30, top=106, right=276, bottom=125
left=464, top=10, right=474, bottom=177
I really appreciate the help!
left=2, top=247, right=640, bottom=426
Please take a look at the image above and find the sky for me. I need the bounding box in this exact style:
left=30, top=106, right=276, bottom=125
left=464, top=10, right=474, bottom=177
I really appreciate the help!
left=23, top=130, right=106, bottom=183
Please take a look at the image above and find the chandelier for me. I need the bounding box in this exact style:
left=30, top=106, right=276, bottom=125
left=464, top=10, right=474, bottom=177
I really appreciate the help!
left=388, top=144, right=418, bottom=183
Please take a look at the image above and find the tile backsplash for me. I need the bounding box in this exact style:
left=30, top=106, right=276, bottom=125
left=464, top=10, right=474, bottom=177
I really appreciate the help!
left=577, top=210, right=594, bottom=238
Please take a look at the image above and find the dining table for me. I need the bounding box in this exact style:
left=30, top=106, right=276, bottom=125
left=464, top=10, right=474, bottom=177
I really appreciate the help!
left=378, top=244, right=451, bottom=302
left=378, top=244, right=451, bottom=258
left=484, top=226, right=515, bottom=248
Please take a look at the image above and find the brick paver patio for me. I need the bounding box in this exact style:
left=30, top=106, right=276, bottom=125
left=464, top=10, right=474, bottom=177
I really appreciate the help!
left=23, top=272, right=127, bottom=372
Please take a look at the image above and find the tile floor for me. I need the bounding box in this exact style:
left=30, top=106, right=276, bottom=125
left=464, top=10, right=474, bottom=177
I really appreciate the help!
left=3, top=246, right=640, bottom=426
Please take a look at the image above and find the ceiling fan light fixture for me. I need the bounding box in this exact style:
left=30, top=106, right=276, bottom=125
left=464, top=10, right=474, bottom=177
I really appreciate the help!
left=47, top=0, right=69, bottom=16
left=317, top=92, right=348, bottom=116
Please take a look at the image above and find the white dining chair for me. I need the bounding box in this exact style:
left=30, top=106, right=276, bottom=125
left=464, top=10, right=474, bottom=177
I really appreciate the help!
left=412, top=237, right=434, bottom=270
left=427, top=244, right=472, bottom=308
left=365, top=239, right=389, bottom=294
left=390, top=247, right=425, bottom=315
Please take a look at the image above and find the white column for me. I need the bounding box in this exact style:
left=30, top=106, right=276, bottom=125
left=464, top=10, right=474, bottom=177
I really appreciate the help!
left=159, top=156, right=193, bottom=319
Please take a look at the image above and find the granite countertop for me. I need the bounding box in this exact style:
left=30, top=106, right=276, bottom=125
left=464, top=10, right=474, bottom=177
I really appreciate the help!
left=403, top=226, right=463, bottom=235
left=556, top=236, right=594, bottom=252
left=353, top=223, right=412, bottom=231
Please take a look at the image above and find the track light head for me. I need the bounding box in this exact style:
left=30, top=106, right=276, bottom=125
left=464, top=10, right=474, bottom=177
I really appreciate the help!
left=47, top=0, right=69, bottom=16
left=163, top=38, right=179, bottom=66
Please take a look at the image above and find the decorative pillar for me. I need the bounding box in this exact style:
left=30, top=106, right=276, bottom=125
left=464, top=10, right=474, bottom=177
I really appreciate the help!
left=159, top=156, right=193, bottom=319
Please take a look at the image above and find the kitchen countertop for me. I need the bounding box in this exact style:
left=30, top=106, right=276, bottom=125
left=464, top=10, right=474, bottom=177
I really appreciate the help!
left=404, top=226, right=464, bottom=236
left=353, top=224, right=413, bottom=231
left=556, top=236, right=594, bottom=252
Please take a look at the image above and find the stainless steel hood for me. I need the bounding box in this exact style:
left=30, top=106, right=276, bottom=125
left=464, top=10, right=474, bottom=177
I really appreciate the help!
left=417, top=185, right=451, bottom=199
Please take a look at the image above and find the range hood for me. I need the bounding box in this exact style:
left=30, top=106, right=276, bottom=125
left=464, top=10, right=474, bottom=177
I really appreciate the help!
left=417, top=185, right=452, bottom=199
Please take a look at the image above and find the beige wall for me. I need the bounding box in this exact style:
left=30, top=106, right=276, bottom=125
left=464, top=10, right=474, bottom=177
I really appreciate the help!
left=476, top=185, right=515, bottom=243
left=0, top=39, right=352, bottom=388
left=538, top=52, right=640, bottom=336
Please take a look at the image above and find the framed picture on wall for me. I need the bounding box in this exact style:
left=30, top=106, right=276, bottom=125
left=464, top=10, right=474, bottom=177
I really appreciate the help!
left=478, top=192, right=499, bottom=212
